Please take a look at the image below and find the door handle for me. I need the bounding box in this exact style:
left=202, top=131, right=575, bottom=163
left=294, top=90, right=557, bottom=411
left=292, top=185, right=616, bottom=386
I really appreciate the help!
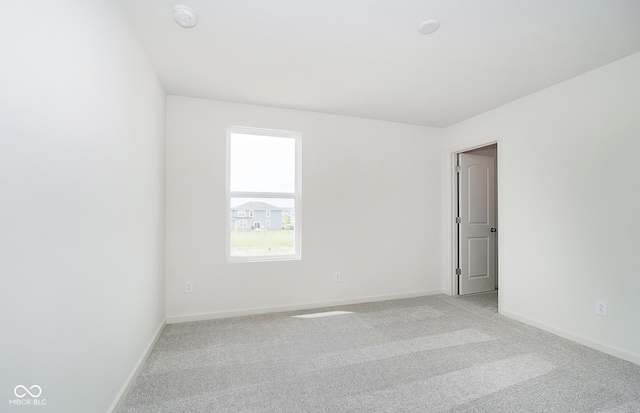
left=490, top=228, right=497, bottom=232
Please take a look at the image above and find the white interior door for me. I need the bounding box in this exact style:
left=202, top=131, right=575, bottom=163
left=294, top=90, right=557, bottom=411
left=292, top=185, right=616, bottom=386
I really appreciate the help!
left=458, top=153, right=497, bottom=295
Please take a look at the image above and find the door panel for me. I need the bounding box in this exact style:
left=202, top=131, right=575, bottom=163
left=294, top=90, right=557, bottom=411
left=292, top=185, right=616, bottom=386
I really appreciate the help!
left=459, top=153, right=496, bottom=295
left=468, top=237, right=489, bottom=278
left=468, top=165, right=489, bottom=224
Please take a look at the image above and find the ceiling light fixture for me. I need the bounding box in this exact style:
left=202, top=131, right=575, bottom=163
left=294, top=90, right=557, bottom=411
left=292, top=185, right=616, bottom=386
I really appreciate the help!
left=173, top=5, right=198, bottom=28
left=418, top=19, right=440, bottom=34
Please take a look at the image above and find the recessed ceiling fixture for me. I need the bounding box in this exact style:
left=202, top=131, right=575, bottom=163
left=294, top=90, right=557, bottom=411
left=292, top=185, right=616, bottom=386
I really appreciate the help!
left=418, top=19, right=440, bottom=34
left=173, top=5, right=198, bottom=28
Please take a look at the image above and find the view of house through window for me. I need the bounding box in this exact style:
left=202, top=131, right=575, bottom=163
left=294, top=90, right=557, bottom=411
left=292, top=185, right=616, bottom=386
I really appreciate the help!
left=227, top=128, right=300, bottom=261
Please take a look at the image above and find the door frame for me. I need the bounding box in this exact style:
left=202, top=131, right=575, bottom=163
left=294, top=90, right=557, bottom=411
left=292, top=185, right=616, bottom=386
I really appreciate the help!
left=450, top=141, right=501, bottom=303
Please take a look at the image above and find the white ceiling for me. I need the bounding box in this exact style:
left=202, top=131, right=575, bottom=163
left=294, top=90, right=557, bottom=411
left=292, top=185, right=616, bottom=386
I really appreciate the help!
left=119, top=0, right=640, bottom=127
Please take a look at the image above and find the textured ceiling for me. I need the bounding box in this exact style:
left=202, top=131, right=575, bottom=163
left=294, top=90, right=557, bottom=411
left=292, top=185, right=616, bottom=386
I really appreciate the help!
left=119, top=0, right=640, bottom=127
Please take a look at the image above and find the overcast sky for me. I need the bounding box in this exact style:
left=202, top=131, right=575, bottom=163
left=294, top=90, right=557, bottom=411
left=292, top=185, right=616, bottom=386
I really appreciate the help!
left=229, top=132, right=296, bottom=209
left=230, top=133, right=295, bottom=193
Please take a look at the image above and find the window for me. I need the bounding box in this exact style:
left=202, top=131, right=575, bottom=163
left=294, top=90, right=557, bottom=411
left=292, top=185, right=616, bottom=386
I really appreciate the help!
left=227, top=127, right=301, bottom=261
left=237, top=210, right=246, bottom=217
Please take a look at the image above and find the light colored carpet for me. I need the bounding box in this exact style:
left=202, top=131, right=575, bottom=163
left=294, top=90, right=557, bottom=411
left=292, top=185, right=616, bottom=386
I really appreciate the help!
left=118, top=294, right=640, bottom=412
left=456, top=290, right=498, bottom=312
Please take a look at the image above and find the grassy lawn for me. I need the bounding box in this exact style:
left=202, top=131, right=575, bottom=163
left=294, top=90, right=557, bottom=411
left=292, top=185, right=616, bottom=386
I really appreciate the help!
left=230, top=230, right=295, bottom=256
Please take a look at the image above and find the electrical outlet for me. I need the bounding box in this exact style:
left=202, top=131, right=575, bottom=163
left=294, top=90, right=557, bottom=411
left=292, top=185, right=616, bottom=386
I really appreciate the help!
left=595, top=300, right=607, bottom=316
left=334, top=272, right=341, bottom=282
left=185, top=281, right=193, bottom=293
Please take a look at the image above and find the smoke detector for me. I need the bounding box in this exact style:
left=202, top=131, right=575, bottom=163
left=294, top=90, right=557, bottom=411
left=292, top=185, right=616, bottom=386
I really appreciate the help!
left=418, top=19, right=440, bottom=34
left=173, top=5, right=198, bottom=28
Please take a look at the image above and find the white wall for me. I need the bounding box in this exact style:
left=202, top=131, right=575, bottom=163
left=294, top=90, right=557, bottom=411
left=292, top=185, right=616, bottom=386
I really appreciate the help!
left=166, top=96, right=443, bottom=321
left=442, top=52, right=640, bottom=364
left=0, top=1, right=166, bottom=412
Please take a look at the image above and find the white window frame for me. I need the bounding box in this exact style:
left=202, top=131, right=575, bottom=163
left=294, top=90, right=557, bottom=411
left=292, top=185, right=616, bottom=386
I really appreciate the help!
left=226, top=126, right=302, bottom=262
left=266, top=219, right=271, bottom=227
left=266, top=210, right=271, bottom=217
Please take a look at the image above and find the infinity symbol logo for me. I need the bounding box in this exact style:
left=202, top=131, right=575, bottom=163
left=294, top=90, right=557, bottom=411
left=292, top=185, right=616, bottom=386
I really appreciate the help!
left=14, top=385, right=42, bottom=398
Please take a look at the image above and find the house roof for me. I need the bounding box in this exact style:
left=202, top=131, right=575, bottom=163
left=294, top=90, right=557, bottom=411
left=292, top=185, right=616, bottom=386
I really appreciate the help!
left=232, top=201, right=280, bottom=211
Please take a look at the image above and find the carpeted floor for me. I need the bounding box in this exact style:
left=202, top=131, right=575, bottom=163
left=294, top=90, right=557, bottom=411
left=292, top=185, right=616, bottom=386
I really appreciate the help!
left=455, top=290, right=498, bottom=313
left=118, top=293, right=640, bottom=412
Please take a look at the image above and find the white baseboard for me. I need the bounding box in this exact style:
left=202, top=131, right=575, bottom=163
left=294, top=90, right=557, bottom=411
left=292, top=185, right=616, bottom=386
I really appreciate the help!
left=501, top=310, right=640, bottom=366
left=166, top=289, right=445, bottom=324
left=107, top=318, right=166, bottom=413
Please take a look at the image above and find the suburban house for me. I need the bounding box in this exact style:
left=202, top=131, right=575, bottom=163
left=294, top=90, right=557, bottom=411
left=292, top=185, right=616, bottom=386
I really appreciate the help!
left=230, top=201, right=283, bottom=230
left=2, top=1, right=639, bottom=412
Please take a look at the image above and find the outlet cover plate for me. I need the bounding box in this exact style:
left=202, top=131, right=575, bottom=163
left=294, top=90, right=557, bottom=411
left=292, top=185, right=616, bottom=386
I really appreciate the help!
left=595, top=300, right=607, bottom=316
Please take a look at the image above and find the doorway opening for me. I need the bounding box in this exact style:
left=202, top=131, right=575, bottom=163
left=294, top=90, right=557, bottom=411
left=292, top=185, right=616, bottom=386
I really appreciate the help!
left=453, top=143, right=498, bottom=303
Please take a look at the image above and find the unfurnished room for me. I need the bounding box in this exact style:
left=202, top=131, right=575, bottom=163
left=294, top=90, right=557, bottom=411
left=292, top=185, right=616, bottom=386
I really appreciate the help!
left=1, top=1, right=640, bottom=412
